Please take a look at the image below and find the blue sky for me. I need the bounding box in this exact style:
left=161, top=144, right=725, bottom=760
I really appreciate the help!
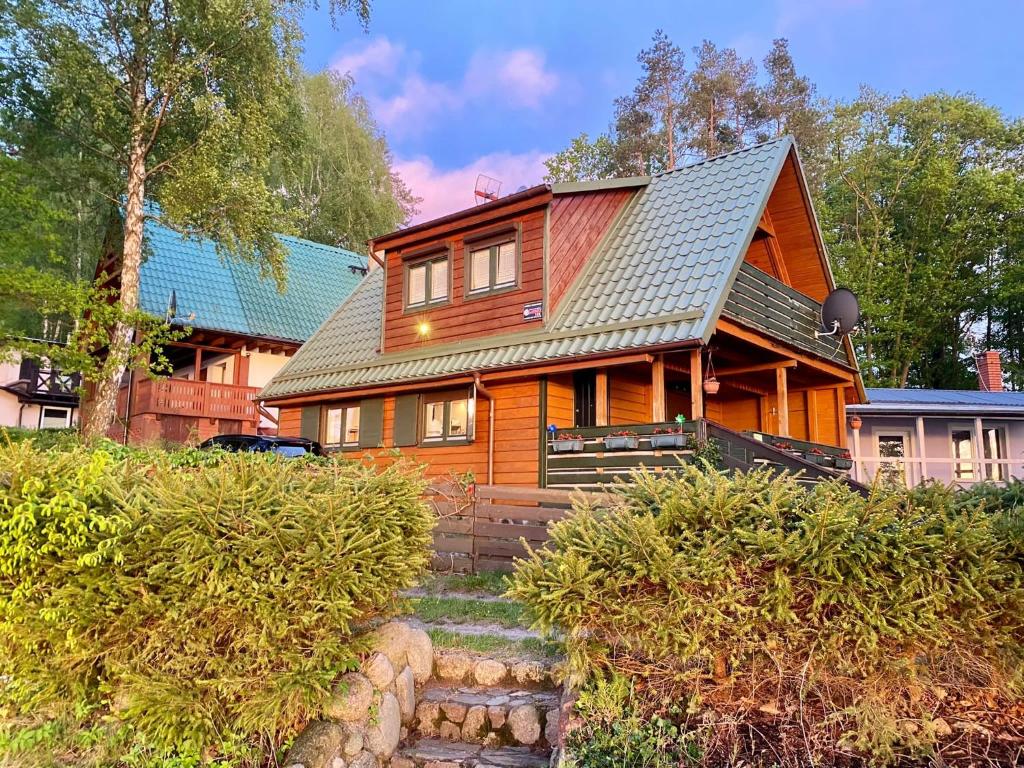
left=300, top=0, right=1024, bottom=222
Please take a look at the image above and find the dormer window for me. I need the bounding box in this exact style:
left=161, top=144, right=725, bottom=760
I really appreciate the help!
left=405, top=251, right=449, bottom=310
left=466, top=228, right=519, bottom=297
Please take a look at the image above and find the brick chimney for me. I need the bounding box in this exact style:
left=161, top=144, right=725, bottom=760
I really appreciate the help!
left=976, top=351, right=1004, bottom=392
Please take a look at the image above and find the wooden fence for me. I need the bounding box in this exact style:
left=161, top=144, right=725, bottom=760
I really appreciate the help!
left=426, top=483, right=610, bottom=573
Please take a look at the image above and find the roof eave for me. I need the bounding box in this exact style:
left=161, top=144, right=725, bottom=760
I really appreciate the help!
left=550, top=177, right=651, bottom=195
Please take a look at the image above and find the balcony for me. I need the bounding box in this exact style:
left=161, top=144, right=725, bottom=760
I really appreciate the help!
left=16, top=359, right=81, bottom=405
left=119, top=377, right=260, bottom=426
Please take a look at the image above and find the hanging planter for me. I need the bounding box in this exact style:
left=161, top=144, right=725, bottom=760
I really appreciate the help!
left=603, top=430, right=639, bottom=451
left=703, top=350, right=720, bottom=395
left=849, top=415, right=863, bottom=430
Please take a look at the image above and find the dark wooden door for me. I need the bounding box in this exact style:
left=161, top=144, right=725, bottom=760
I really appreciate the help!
left=573, top=371, right=596, bottom=428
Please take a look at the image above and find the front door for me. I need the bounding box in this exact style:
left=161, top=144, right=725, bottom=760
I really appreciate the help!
left=573, top=371, right=596, bottom=428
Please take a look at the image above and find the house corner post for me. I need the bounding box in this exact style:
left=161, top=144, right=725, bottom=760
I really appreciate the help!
left=689, top=348, right=704, bottom=420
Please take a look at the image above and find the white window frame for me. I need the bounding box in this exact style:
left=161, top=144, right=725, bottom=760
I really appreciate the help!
left=39, top=406, right=71, bottom=429
left=948, top=422, right=978, bottom=483
left=874, top=428, right=914, bottom=487
left=980, top=421, right=1009, bottom=482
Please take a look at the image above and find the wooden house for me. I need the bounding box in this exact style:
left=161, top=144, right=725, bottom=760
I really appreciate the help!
left=261, top=138, right=867, bottom=487
left=90, top=217, right=368, bottom=444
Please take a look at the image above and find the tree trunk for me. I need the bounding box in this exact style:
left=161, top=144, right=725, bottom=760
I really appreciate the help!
left=83, top=93, right=147, bottom=440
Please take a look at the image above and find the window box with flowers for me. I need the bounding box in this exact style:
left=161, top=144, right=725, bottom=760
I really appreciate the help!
left=550, top=433, right=585, bottom=454
left=650, top=426, right=688, bottom=450
left=834, top=450, right=853, bottom=470
left=603, top=430, right=640, bottom=451
left=807, top=447, right=835, bottom=467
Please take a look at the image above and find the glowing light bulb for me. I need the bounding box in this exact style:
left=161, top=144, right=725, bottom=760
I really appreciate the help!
left=417, top=321, right=430, bottom=336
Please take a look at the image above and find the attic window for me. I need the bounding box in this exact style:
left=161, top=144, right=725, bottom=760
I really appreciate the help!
left=405, top=252, right=449, bottom=310
left=466, top=228, right=519, bottom=298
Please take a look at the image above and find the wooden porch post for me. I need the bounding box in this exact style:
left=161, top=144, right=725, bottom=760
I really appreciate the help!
left=651, top=355, right=666, bottom=422
left=193, top=347, right=202, bottom=381
left=916, top=416, right=927, bottom=484
left=807, top=389, right=820, bottom=442
left=689, top=348, right=703, bottom=419
left=776, top=367, right=789, bottom=437
left=235, top=350, right=250, bottom=387
left=836, top=386, right=848, bottom=448
left=596, top=369, right=609, bottom=426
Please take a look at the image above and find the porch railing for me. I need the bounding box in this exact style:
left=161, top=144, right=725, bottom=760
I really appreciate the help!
left=127, top=377, right=259, bottom=423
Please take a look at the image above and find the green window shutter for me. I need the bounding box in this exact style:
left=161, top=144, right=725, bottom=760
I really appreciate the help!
left=393, top=394, right=419, bottom=447
left=300, top=406, right=321, bottom=441
left=358, top=398, right=385, bottom=448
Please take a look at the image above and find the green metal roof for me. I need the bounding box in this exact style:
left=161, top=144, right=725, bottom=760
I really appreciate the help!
left=261, top=137, right=795, bottom=400
left=139, top=220, right=367, bottom=343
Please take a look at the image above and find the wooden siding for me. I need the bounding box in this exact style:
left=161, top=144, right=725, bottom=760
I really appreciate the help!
left=547, top=374, right=575, bottom=427
left=278, top=407, right=302, bottom=437
left=722, top=263, right=850, bottom=365
left=548, top=189, right=633, bottom=311
left=720, top=395, right=761, bottom=433
left=788, top=390, right=809, bottom=440
left=743, top=235, right=779, bottom=279
left=765, top=156, right=830, bottom=302
left=383, top=208, right=546, bottom=352
left=610, top=369, right=650, bottom=424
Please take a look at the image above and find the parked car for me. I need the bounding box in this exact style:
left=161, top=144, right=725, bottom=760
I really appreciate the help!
left=199, top=434, right=324, bottom=457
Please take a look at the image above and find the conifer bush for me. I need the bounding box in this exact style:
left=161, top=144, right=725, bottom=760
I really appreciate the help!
left=510, top=465, right=1024, bottom=764
left=0, top=441, right=433, bottom=757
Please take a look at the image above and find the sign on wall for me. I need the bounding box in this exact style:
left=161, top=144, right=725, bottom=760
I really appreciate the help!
left=523, top=301, right=543, bottom=322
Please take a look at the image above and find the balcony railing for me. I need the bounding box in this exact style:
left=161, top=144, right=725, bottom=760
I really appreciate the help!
left=124, top=377, right=259, bottom=424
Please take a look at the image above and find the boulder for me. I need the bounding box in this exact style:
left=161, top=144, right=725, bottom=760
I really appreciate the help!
left=341, top=725, right=364, bottom=758
left=507, top=704, right=541, bottom=745
left=395, top=666, right=416, bottom=723
left=435, top=651, right=473, bottom=682
left=284, top=721, right=345, bottom=768
left=487, top=705, right=506, bottom=730
left=407, top=628, right=434, bottom=683
left=365, top=692, right=401, bottom=758
left=415, top=700, right=441, bottom=737
left=510, top=661, right=547, bottom=687
left=461, top=705, right=488, bottom=744
left=440, top=701, right=467, bottom=723
left=324, top=674, right=374, bottom=723
left=369, top=621, right=411, bottom=670
left=363, top=652, right=396, bottom=691
left=473, top=659, right=507, bottom=686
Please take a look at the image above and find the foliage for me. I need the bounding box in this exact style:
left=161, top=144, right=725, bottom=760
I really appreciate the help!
left=275, top=71, right=419, bottom=249
left=542, top=132, right=618, bottom=183
left=0, top=441, right=433, bottom=760
left=510, top=465, right=1024, bottom=764
left=819, top=90, right=1024, bottom=388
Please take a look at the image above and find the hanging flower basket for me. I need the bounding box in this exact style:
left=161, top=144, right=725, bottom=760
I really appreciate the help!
left=703, top=377, right=720, bottom=395
left=650, top=427, right=688, bottom=449
left=603, top=431, right=639, bottom=451
left=550, top=433, right=585, bottom=453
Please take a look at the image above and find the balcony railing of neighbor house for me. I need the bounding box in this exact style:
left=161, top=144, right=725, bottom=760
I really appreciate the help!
left=128, top=377, right=260, bottom=423
left=18, top=358, right=80, bottom=402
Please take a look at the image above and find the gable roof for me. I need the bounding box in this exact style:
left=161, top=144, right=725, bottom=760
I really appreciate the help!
left=261, top=137, right=840, bottom=401
left=139, top=220, right=367, bottom=343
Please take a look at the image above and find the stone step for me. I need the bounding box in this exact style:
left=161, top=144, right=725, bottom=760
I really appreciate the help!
left=433, top=649, right=558, bottom=690
left=393, top=738, right=551, bottom=768
left=414, top=684, right=560, bottom=747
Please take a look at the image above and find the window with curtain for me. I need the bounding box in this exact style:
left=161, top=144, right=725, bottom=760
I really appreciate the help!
left=467, top=234, right=518, bottom=296
left=324, top=404, right=360, bottom=448
left=406, top=254, right=449, bottom=308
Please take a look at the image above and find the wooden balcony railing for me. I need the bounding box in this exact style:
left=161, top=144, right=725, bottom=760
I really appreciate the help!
left=125, top=377, right=259, bottom=424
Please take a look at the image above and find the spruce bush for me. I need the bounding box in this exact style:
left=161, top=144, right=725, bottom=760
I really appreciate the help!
left=510, top=465, right=1024, bottom=764
left=0, top=441, right=433, bottom=757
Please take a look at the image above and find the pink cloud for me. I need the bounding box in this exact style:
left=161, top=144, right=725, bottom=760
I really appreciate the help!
left=373, top=75, right=459, bottom=133
left=394, top=151, right=551, bottom=224
left=466, top=49, right=560, bottom=109
left=329, top=37, right=406, bottom=80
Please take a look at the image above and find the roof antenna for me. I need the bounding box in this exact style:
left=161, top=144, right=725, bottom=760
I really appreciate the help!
left=474, top=174, right=502, bottom=205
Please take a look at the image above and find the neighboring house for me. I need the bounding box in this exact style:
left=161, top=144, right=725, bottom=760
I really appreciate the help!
left=0, top=353, right=81, bottom=430
left=261, top=137, right=867, bottom=488
left=90, top=217, right=367, bottom=444
left=847, top=353, right=1024, bottom=487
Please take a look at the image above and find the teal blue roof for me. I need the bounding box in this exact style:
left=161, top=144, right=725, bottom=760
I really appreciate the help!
left=139, top=221, right=367, bottom=342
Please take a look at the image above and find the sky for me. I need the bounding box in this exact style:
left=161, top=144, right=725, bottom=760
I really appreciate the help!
left=299, top=0, right=1024, bottom=224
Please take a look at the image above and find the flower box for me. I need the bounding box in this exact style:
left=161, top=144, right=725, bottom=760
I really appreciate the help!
left=550, top=438, right=585, bottom=454
left=809, top=453, right=835, bottom=467
left=834, top=457, right=853, bottom=470
left=650, top=433, right=687, bottom=450
left=603, top=435, right=639, bottom=451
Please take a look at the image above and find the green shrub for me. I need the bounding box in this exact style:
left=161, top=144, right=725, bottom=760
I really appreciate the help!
left=510, top=465, right=1024, bottom=764
left=0, top=441, right=433, bottom=760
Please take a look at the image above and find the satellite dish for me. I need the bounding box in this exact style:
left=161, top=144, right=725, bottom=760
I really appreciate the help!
left=816, top=287, right=860, bottom=337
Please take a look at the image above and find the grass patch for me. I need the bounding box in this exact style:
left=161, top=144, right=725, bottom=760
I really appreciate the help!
left=417, top=571, right=511, bottom=597
left=409, top=595, right=526, bottom=627
left=426, top=627, right=562, bottom=660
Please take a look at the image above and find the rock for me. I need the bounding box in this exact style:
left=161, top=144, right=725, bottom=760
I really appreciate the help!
left=483, top=732, right=502, bottom=748
left=363, top=652, right=396, bottom=691
left=329, top=759, right=345, bottom=768
left=390, top=758, right=416, bottom=768
left=407, top=628, right=434, bottom=683
left=340, top=725, right=363, bottom=758
left=487, top=705, right=507, bottom=730
left=347, top=751, right=376, bottom=768
left=395, top=666, right=416, bottom=724
left=510, top=661, right=546, bottom=686
left=365, top=692, right=401, bottom=758
left=440, top=701, right=468, bottom=723
left=425, top=762, right=460, bottom=768
left=416, top=700, right=441, bottom=737
left=325, top=674, right=374, bottom=723
left=474, top=659, right=507, bottom=686
left=439, top=721, right=462, bottom=741
left=369, top=621, right=411, bottom=670
left=507, top=704, right=541, bottom=745
left=284, top=721, right=345, bottom=768
left=435, top=651, right=473, bottom=682
left=544, top=707, right=560, bottom=746
left=461, top=705, right=488, bottom=744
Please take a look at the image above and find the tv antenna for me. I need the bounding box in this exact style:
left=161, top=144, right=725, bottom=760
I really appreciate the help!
left=474, top=174, right=502, bottom=205
left=815, top=287, right=861, bottom=338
